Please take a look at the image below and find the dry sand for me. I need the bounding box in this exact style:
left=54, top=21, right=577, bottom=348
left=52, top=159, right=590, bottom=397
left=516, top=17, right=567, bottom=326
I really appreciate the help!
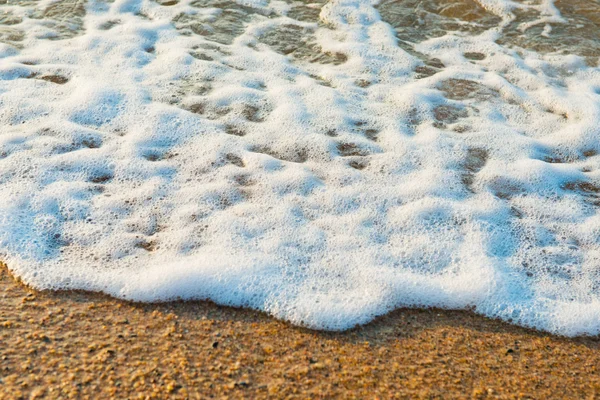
left=0, top=263, right=599, bottom=399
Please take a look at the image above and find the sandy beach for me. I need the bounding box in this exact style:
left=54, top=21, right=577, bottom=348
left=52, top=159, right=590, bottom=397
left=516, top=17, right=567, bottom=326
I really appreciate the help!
left=3, top=0, right=600, bottom=398
left=0, top=263, right=598, bottom=399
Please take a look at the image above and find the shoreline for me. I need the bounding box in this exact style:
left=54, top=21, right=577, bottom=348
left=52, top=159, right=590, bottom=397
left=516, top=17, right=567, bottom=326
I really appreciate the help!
left=1, top=265, right=600, bottom=399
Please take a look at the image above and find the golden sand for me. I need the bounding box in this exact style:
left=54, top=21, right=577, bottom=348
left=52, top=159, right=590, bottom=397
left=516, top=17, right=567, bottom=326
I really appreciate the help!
left=0, top=264, right=599, bottom=399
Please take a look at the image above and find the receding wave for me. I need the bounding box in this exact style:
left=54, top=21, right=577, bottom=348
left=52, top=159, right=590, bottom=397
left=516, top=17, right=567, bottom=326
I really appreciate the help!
left=1, top=0, right=600, bottom=335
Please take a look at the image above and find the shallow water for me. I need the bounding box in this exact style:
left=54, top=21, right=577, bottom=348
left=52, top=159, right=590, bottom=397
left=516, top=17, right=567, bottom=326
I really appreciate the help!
left=1, top=0, right=600, bottom=335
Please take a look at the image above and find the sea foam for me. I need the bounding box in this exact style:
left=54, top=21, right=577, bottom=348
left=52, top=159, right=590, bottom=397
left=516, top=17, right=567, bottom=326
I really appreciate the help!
left=1, top=0, right=600, bottom=335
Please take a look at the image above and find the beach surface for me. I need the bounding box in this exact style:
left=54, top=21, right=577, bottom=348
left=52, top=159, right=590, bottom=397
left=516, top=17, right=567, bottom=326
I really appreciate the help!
left=1, top=263, right=599, bottom=399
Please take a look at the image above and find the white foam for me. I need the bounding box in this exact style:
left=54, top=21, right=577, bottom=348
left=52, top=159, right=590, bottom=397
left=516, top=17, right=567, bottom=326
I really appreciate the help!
left=1, top=0, right=600, bottom=336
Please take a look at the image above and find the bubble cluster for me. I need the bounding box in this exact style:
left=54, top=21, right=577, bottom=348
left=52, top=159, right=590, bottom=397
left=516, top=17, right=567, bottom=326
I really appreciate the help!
left=1, top=0, right=600, bottom=335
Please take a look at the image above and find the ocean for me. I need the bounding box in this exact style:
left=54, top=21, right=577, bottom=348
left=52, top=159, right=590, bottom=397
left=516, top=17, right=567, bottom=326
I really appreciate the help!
left=1, top=0, right=600, bottom=336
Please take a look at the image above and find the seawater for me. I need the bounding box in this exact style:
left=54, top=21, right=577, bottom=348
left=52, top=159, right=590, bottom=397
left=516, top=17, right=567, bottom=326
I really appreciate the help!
left=1, top=0, right=600, bottom=336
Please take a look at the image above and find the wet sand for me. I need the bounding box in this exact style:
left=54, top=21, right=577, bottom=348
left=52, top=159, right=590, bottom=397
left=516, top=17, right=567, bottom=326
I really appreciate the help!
left=1, top=263, right=599, bottom=399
